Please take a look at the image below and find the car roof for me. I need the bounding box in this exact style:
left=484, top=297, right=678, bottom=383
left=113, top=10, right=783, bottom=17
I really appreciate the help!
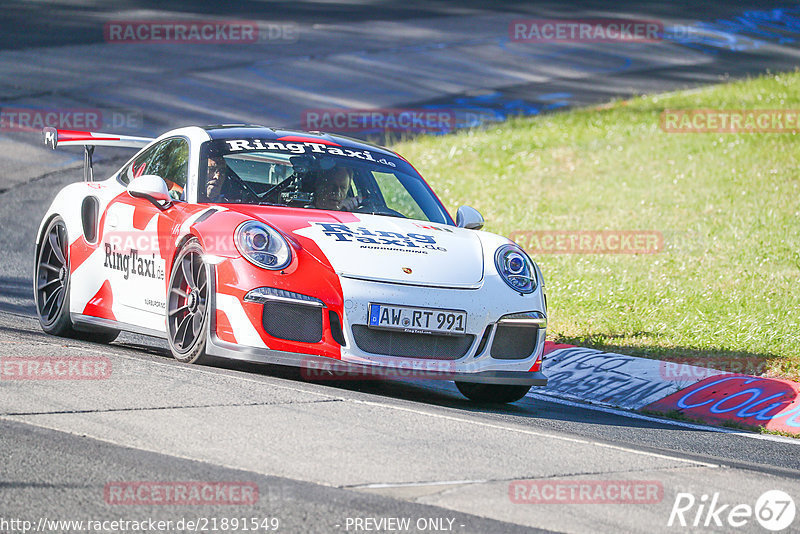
left=202, top=124, right=399, bottom=159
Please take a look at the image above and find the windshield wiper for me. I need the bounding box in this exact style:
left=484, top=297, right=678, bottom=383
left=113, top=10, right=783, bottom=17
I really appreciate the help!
left=359, top=211, right=406, bottom=218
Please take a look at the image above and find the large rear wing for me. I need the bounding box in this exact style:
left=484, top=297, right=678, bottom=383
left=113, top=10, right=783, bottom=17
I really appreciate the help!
left=42, top=127, right=154, bottom=181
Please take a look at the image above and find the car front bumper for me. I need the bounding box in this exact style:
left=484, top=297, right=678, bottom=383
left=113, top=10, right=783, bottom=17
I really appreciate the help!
left=209, top=262, right=548, bottom=386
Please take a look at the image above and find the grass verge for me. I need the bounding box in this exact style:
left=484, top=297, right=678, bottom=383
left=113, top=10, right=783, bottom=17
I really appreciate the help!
left=392, top=71, right=800, bottom=379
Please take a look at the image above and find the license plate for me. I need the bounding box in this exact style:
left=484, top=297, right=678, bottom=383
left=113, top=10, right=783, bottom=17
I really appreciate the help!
left=368, top=303, right=467, bottom=336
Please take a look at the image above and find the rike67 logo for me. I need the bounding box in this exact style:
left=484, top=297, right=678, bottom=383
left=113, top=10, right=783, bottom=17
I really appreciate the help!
left=668, top=490, right=796, bottom=531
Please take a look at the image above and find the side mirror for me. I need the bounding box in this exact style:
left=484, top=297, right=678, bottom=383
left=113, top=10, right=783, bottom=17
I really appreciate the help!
left=456, top=205, right=484, bottom=230
left=128, top=175, right=172, bottom=210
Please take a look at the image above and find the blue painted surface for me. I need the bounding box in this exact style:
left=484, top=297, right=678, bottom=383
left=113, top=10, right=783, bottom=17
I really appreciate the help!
left=661, top=6, right=800, bottom=53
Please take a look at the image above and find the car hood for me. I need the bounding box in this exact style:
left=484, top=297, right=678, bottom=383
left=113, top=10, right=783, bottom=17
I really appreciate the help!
left=288, top=212, right=485, bottom=288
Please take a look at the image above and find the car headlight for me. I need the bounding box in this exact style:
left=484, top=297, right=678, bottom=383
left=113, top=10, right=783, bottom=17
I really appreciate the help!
left=495, top=244, right=537, bottom=293
left=235, top=221, right=291, bottom=270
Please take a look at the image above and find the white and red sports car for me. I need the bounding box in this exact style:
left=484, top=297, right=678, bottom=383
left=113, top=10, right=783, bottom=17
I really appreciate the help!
left=35, top=125, right=547, bottom=403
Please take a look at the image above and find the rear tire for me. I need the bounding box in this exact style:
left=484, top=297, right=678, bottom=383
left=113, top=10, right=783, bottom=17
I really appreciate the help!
left=166, top=238, right=211, bottom=364
left=34, top=217, right=120, bottom=343
left=34, top=217, right=74, bottom=337
left=455, top=381, right=532, bottom=404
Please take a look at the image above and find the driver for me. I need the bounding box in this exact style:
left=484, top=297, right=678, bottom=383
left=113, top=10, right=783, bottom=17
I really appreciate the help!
left=313, top=166, right=361, bottom=211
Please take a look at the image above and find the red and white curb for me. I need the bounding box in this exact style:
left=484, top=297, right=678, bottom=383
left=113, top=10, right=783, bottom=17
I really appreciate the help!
left=534, top=342, right=800, bottom=436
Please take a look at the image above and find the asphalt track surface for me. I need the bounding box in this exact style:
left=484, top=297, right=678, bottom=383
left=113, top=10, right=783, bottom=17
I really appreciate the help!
left=2, top=2, right=800, bottom=533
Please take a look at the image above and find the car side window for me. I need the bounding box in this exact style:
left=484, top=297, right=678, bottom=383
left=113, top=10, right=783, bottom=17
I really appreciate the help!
left=119, top=138, right=189, bottom=200
left=119, top=143, right=160, bottom=186
left=158, top=139, right=189, bottom=190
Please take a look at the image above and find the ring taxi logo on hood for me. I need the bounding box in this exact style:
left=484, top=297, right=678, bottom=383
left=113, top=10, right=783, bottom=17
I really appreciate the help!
left=314, top=223, right=446, bottom=251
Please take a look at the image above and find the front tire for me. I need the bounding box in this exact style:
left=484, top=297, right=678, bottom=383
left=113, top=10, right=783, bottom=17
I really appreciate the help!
left=455, top=381, right=532, bottom=404
left=167, top=238, right=211, bottom=364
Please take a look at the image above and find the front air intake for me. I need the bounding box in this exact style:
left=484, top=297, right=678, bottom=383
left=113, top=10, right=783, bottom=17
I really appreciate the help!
left=490, top=325, right=538, bottom=360
left=262, top=301, right=323, bottom=343
left=351, top=325, right=474, bottom=360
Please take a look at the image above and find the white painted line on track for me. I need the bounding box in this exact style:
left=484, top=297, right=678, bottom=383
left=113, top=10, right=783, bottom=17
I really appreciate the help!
left=13, top=330, right=798, bottom=461
left=344, top=398, right=719, bottom=468
left=528, top=392, right=800, bottom=446
left=11, top=336, right=720, bottom=471
left=352, top=479, right=490, bottom=489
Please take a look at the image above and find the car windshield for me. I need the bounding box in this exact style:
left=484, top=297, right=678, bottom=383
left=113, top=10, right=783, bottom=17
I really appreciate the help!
left=198, top=139, right=451, bottom=224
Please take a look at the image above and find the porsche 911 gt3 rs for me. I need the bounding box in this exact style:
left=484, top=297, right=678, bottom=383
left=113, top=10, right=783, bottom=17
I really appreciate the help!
left=35, top=125, right=547, bottom=403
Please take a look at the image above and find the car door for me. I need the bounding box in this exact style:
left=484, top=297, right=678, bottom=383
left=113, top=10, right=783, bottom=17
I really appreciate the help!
left=101, top=137, right=189, bottom=332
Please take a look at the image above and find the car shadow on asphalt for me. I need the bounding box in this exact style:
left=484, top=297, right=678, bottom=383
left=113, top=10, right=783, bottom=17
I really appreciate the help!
left=190, top=355, right=723, bottom=435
